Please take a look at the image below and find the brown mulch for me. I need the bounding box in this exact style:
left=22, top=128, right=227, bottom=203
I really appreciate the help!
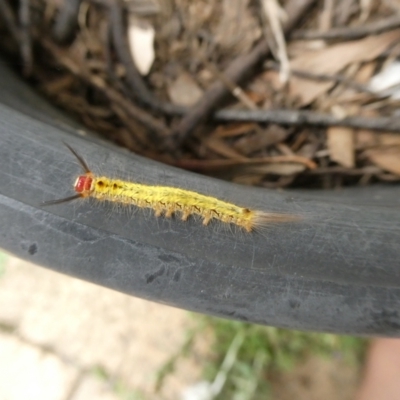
left=2, top=0, right=400, bottom=189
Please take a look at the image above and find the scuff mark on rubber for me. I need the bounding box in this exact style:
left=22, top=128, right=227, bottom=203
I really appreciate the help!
left=145, top=265, right=166, bottom=284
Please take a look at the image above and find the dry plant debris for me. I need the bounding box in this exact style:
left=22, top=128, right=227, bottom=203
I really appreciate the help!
left=1, top=0, right=400, bottom=188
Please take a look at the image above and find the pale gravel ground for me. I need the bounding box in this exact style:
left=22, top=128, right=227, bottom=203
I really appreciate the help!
left=0, top=253, right=361, bottom=400
left=271, top=356, right=360, bottom=400
left=0, top=254, right=204, bottom=400
left=0, top=332, right=78, bottom=400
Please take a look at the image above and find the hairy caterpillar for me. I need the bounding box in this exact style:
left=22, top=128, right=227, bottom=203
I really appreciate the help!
left=42, top=144, right=300, bottom=232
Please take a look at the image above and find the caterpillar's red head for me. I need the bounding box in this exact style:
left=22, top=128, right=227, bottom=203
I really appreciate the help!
left=41, top=143, right=94, bottom=206
left=74, top=175, right=93, bottom=194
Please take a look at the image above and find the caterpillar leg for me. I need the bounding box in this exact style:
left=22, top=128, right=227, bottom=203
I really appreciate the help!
left=181, top=209, right=190, bottom=221
left=165, top=206, right=175, bottom=218
left=154, top=205, right=163, bottom=217
left=202, top=211, right=212, bottom=226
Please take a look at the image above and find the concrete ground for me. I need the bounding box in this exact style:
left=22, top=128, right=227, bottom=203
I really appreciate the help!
left=0, top=254, right=205, bottom=400
left=0, top=253, right=361, bottom=400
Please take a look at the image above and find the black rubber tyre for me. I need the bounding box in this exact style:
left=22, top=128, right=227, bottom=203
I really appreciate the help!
left=1, top=64, right=400, bottom=336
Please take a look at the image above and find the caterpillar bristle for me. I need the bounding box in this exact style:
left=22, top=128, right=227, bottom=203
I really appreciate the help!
left=252, top=211, right=302, bottom=230
left=43, top=144, right=303, bottom=234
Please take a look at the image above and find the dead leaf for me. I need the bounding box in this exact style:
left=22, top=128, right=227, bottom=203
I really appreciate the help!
left=355, top=62, right=376, bottom=84
left=244, top=163, right=306, bottom=175
left=233, top=125, right=289, bottom=155
left=213, top=123, right=256, bottom=138
left=127, top=16, right=155, bottom=75
left=289, top=30, right=400, bottom=105
left=366, top=147, right=400, bottom=175
left=369, top=61, right=400, bottom=99
left=379, top=134, right=400, bottom=146
left=204, top=137, right=247, bottom=160
left=357, top=130, right=400, bottom=149
left=232, top=174, right=264, bottom=185
left=214, top=0, right=261, bottom=55
left=261, top=70, right=285, bottom=92
left=327, top=63, right=376, bottom=106
left=327, top=127, right=355, bottom=168
left=123, top=0, right=160, bottom=15
left=356, top=130, right=376, bottom=149
left=167, top=72, right=203, bottom=106
left=297, top=142, right=319, bottom=159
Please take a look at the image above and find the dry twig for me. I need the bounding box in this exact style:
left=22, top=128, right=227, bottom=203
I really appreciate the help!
left=109, top=2, right=184, bottom=116
left=293, top=14, right=400, bottom=40
left=171, top=155, right=317, bottom=172
left=215, top=108, right=400, bottom=133
left=19, top=0, right=32, bottom=75
left=0, top=0, right=20, bottom=43
left=40, top=38, right=171, bottom=139
left=53, top=0, right=81, bottom=43
left=170, top=0, right=317, bottom=147
left=260, top=0, right=290, bottom=82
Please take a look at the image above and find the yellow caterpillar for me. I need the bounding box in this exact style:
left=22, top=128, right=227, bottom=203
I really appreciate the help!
left=43, top=144, right=300, bottom=232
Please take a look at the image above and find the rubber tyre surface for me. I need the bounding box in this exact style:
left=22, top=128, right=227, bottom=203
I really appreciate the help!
left=1, top=64, right=400, bottom=336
